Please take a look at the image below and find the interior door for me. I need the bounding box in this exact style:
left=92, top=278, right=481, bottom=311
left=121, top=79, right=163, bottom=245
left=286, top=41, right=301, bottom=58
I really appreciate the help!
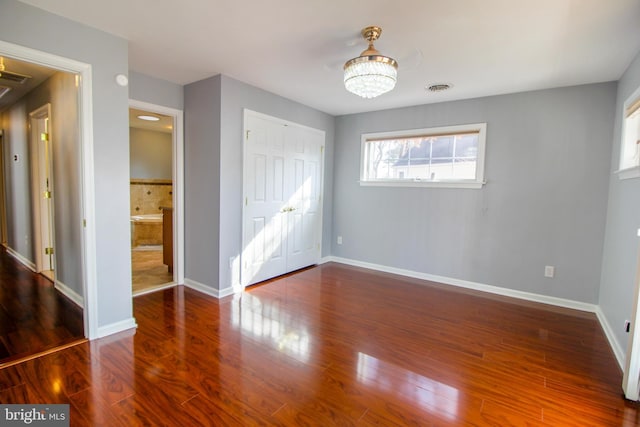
left=243, top=114, right=288, bottom=285
left=242, top=111, right=324, bottom=286
left=285, top=125, right=323, bottom=272
left=38, top=116, right=54, bottom=273
left=29, top=104, right=55, bottom=277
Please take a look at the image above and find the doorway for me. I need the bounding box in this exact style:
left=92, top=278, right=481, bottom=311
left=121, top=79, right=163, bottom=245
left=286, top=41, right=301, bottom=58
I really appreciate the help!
left=129, top=100, right=184, bottom=296
left=0, top=50, right=87, bottom=363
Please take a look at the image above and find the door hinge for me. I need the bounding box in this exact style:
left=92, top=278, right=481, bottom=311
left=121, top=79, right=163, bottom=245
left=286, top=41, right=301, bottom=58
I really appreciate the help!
left=245, top=197, right=248, bottom=206
left=246, top=130, right=250, bottom=140
left=40, top=132, right=49, bottom=142
left=83, top=219, right=86, bottom=228
left=43, top=190, right=52, bottom=199
left=321, top=146, right=324, bottom=154
left=45, top=247, right=54, bottom=255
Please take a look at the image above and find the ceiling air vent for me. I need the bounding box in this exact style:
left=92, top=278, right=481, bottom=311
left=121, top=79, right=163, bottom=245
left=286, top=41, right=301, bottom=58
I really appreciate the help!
left=426, top=83, right=452, bottom=92
left=0, top=70, right=32, bottom=84
left=0, top=85, right=11, bottom=100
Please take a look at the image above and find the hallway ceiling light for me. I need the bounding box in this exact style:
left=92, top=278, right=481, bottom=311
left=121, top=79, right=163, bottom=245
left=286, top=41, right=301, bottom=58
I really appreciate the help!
left=343, top=26, right=398, bottom=99
left=137, top=115, right=160, bottom=121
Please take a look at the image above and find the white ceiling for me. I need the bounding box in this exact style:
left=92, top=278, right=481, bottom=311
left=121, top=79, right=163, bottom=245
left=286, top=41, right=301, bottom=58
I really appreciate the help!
left=18, top=0, right=640, bottom=116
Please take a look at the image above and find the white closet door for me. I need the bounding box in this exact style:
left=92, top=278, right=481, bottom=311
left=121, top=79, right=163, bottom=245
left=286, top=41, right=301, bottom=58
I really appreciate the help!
left=242, top=111, right=324, bottom=287
left=285, top=126, right=323, bottom=272
left=243, top=115, right=288, bottom=285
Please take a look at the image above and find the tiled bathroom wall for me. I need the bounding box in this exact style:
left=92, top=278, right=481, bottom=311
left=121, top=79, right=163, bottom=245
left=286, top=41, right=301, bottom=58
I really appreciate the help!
left=130, top=179, right=173, bottom=215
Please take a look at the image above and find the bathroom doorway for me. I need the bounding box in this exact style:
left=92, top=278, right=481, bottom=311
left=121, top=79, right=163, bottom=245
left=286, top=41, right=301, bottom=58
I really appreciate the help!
left=129, top=103, right=183, bottom=295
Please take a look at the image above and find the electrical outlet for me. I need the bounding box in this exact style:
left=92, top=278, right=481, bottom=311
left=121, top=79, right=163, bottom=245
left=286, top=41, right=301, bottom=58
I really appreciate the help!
left=625, top=320, right=631, bottom=333
left=337, top=236, right=343, bottom=245
left=544, top=265, right=555, bottom=278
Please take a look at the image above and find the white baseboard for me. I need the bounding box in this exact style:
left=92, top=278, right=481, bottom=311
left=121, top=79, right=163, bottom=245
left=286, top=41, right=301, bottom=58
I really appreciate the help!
left=324, top=256, right=629, bottom=368
left=326, top=256, right=598, bottom=313
left=5, top=246, right=36, bottom=272
left=55, top=279, right=84, bottom=308
left=97, top=318, right=137, bottom=338
left=595, top=306, right=625, bottom=369
left=184, top=278, right=235, bottom=299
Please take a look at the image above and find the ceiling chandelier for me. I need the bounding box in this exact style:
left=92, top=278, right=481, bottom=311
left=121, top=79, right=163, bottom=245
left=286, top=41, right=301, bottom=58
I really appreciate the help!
left=344, top=26, right=398, bottom=99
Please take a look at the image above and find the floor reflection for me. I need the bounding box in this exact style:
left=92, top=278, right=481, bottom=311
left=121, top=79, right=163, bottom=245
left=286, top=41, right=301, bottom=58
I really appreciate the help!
left=231, top=292, right=310, bottom=362
left=357, top=352, right=459, bottom=420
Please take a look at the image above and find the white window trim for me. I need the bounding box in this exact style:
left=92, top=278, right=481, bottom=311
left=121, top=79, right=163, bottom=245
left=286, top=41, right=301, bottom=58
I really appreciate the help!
left=360, top=123, right=487, bottom=189
left=617, top=85, right=640, bottom=180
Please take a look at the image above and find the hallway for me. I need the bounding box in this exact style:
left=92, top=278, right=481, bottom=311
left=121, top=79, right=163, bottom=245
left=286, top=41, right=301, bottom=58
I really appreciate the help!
left=0, top=247, right=83, bottom=366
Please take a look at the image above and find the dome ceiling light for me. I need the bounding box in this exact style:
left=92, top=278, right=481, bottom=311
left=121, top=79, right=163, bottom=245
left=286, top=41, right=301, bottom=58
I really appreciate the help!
left=343, top=26, right=398, bottom=99
left=137, top=115, right=160, bottom=121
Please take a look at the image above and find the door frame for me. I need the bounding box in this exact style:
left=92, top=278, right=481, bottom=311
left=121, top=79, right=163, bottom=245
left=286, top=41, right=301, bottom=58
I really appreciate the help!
left=29, top=103, right=56, bottom=276
left=129, top=99, right=185, bottom=286
left=0, top=129, right=7, bottom=246
left=0, top=40, right=99, bottom=339
left=240, top=109, right=325, bottom=288
left=623, top=237, right=640, bottom=401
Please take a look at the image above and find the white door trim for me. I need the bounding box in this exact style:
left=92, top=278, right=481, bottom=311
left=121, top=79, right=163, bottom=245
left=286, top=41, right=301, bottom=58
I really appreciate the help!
left=129, top=99, right=185, bottom=286
left=0, top=40, right=99, bottom=339
left=623, top=236, right=640, bottom=401
left=0, top=129, right=7, bottom=246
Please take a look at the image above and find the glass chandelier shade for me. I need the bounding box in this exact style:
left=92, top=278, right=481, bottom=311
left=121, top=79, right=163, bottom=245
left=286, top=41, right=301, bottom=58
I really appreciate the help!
left=343, top=26, right=398, bottom=99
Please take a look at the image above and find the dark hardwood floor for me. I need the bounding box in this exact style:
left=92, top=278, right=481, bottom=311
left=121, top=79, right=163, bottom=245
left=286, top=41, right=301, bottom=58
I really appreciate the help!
left=0, top=246, right=84, bottom=365
left=1, top=262, right=639, bottom=425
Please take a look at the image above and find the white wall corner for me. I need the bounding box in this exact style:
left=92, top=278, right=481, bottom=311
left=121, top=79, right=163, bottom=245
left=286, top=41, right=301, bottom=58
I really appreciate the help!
left=96, top=317, right=137, bottom=339
left=595, top=306, right=626, bottom=370
left=55, top=279, right=84, bottom=308
left=184, top=278, right=236, bottom=299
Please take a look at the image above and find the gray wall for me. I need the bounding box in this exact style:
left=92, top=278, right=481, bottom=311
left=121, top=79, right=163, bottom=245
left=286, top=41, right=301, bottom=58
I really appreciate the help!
left=184, top=75, right=221, bottom=289
left=333, top=83, right=616, bottom=303
left=0, top=0, right=133, bottom=329
left=129, top=71, right=184, bottom=110
left=218, top=75, right=335, bottom=292
left=130, top=128, right=172, bottom=180
left=599, top=50, right=640, bottom=354
left=183, top=74, right=335, bottom=292
left=1, top=102, right=32, bottom=259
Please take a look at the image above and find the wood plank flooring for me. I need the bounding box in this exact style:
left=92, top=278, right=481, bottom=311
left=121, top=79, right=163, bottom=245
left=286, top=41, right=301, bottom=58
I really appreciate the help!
left=0, top=247, right=84, bottom=365
left=1, top=262, right=639, bottom=425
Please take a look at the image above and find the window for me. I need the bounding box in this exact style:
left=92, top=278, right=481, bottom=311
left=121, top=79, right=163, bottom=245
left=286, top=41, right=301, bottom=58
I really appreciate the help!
left=360, top=123, right=487, bottom=188
left=619, top=86, right=640, bottom=180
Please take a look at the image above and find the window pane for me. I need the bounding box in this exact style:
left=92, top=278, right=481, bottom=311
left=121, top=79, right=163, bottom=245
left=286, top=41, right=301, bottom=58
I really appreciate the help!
left=365, top=132, right=478, bottom=181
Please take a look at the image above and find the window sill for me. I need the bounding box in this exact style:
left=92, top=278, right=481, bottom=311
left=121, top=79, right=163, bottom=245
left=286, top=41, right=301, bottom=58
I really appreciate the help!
left=616, top=166, right=640, bottom=180
left=359, top=180, right=485, bottom=189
